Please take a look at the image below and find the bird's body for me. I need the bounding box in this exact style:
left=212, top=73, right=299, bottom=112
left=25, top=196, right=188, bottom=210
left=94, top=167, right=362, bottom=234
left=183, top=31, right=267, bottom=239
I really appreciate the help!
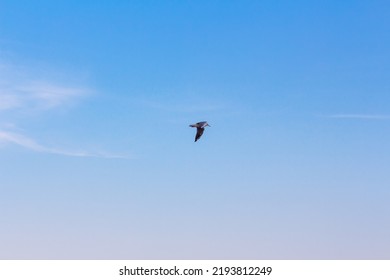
left=189, top=121, right=210, bottom=142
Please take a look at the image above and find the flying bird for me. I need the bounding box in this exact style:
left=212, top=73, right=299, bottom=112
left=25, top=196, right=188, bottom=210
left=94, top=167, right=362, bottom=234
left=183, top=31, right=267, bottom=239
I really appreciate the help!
left=189, top=121, right=210, bottom=142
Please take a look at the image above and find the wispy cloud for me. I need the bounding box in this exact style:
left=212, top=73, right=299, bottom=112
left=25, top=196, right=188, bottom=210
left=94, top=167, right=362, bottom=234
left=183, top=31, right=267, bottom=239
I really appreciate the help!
left=13, top=82, right=89, bottom=109
left=0, top=130, right=129, bottom=159
left=0, top=63, right=90, bottom=112
left=0, top=61, right=129, bottom=159
left=327, top=114, right=390, bottom=120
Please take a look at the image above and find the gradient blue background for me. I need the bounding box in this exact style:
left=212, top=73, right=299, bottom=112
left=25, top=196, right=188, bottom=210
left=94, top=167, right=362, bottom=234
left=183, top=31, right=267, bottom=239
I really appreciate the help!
left=1, top=0, right=389, bottom=259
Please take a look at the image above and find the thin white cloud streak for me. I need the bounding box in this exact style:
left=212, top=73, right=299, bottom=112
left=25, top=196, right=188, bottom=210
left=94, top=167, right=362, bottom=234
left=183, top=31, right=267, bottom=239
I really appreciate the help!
left=15, top=82, right=89, bottom=109
left=0, top=62, right=90, bottom=112
left=327, top=114, right=390, bottom=120
left=0, top=81, right=90, bottom=112
left=0, top=130, right=129, bottom=159
left=0, top=61, right=129, bottom=159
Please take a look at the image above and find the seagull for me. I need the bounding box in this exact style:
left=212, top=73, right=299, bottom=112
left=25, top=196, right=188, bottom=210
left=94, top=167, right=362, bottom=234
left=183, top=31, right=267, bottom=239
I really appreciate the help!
left=189, top=121, right=210, bottom=142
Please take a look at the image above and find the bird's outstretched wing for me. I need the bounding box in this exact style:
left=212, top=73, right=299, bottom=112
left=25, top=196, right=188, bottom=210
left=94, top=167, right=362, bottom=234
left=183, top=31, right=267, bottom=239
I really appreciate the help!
left=195, top=127, right=204, bottom=142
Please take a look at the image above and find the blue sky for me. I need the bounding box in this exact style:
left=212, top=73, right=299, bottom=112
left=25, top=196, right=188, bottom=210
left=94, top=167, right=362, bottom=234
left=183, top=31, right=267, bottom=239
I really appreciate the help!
left=1, top=0, right=389, bottom=259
